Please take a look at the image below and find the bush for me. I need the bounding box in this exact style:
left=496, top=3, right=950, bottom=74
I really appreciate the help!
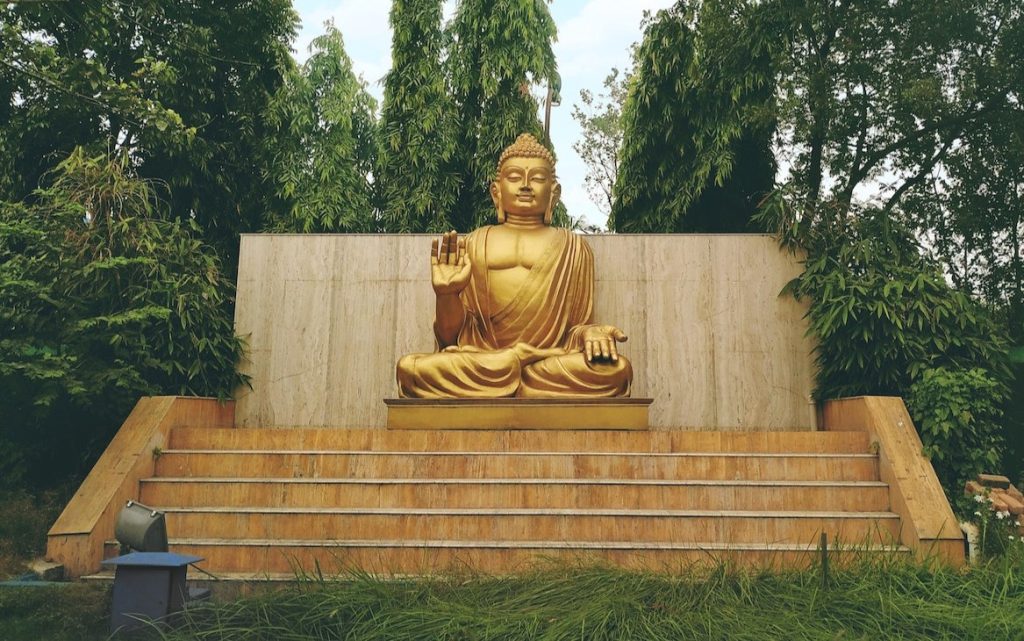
left=907, top=367, right=1006, bottom=491
left=777, top=207, right=1009, bottom=399
left=757, top=194, right=1013, bottom=495
left=0, top=583, right=110, bottom=641
left=0, top=149, right=246, bottom=488
left=960, top=491, right=1024, bottom=560
left=0, top=490, right=65, bottom=576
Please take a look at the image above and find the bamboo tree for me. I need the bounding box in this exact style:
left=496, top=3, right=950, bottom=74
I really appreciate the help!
left=377, top=0, right=460, bottom=232
left=612, top=1, right=776, bottom=232
left=446, top=0, right=562, bottom=231
left=265, top=25, right=378, bottom=232
left=0, top=0, right=297, bottom=263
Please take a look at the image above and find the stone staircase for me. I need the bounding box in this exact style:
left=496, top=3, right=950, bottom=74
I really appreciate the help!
left=99, top=426, right=910, bottom=576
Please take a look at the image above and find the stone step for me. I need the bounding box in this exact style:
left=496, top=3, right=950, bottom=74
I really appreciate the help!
left=103, top=538, right=911, bottom=574
left=154, top=450, right=879, bottom=481
left=140, top=478, right=891, bottom=512
left=158, top=507, right=902, bottom=544
left=168, top=428, right=870, bottom=454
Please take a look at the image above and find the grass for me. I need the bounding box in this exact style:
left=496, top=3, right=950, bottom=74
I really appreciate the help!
left=0, top=488, right=67, bottom=577
left=2, top=492, right=1023, bottom=641
left=147, top=554, right=1024, bottom=641
left=0, top=554, right=1020, bottom=640
left=0, top=488, right=112, bottom=641
left=0, top=583, right=111, bottom=641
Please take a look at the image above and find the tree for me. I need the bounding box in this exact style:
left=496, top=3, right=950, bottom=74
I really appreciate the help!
left=906, top=110, right=1024, bottom=345
left=264, top=24, right=379, bottom=233
left=445, top=0, right=562, bottom=231
left=904, top=101, right=1024, bottom=479
left=767, top=0, right=1022, bottom=216
left=0, top=149, right=245, bottom=487
left=0, top=0, right=297, bottom=263
left=572, top=69, right=628, bottom=218
left=756, top=0, right=1022, bottom=477
left=758, top=193, right=1012, bottom=493
left=377, top=0, right=461, bottom=233
left=612, top=1, right=777, bottom=233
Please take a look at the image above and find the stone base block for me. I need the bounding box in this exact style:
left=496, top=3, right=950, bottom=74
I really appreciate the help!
left=384, top=398, right=653, bottom=430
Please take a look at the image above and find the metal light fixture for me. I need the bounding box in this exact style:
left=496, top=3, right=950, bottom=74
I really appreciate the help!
left=115, top=500, right=168, bottom=552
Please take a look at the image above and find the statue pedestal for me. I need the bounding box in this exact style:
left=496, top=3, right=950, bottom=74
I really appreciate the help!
left=384, top=398, right=653, bottom=430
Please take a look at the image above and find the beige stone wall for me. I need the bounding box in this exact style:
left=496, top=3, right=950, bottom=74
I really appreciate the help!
left=233, top=234, right=817, bottom=430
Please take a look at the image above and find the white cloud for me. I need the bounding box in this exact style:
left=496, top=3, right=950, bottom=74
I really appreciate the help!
left=556, top=0, right=670, bottom=77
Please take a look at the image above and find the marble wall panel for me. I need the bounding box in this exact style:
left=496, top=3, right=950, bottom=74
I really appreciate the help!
left=233, top=234, right=816, bottom=431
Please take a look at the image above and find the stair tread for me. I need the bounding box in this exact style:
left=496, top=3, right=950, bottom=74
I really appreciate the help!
left=159, top=538, right=912, bottom=552
left=161, top=449, right=875, bottom=458
left=170, top=428, right=872, bottom=453
left=183, top=428, right=858, bottom=433
left=144, top=477, right=888, bottom=486
left=157, top=506, right=899, bottom=518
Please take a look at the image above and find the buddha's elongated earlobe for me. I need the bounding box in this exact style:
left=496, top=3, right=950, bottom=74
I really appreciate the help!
left=544, top=182, right=561, bottom=225
left=491, top=182, right=505, bottom=223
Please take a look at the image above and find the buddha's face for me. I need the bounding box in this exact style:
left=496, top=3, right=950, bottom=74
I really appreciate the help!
left=491, top=156, right=560, bottom=219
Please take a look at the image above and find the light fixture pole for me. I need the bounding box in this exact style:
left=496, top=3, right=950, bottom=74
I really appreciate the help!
left=543, top=74, right=562, bottom=141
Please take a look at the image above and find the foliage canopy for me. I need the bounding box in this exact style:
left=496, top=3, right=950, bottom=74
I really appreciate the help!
left=0, top=150, right=245, bottom=487
left=612, top=1, right=777, bottom=233
left=265, top=25, right=379, bottom=233
left=377, top=0, right=461, bottom=233
left=0, top=0, right=297, bottom=261
left=571, top=69, right=628, bottom=219
left=446, top=0, right=562, bottom=231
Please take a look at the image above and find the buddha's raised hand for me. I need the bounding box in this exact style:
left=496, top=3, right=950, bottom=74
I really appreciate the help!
left=431, top=231, right=472, bottom=296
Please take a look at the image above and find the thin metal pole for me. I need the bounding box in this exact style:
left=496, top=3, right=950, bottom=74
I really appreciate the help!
left=544, top=84, right=553, bottom=140
left=820, top=532, right=829, bottom=588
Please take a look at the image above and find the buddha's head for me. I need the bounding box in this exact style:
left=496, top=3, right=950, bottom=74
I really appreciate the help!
left=491, top=133, right=561, bottom=225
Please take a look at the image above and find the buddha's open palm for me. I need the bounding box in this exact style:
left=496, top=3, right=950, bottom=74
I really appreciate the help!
left=581, top=325, right=628, bottom=363
left=431, top=231, right=472, bottom=296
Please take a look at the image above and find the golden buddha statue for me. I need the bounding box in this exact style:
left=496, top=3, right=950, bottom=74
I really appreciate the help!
left=396, top=133, right=632, bottom=398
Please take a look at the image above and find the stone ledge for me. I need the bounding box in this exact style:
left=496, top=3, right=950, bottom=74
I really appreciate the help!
left=384, top=398, right=653, bottom=430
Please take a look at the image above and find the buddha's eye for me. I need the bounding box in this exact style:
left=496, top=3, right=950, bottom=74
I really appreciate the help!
left=531, top=174, right=549, bottom=183
left=505, top=171, right=523, bottom=182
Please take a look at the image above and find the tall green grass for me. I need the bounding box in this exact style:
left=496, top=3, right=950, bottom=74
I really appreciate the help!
left=0, top=489, right=68, bottom=576
left=156, top=554, right=1024, bottom=641
left=0, top=583, right=110, bottom=641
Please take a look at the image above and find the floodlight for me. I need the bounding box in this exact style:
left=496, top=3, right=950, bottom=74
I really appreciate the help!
left=115, top=500, right=168, bottom=552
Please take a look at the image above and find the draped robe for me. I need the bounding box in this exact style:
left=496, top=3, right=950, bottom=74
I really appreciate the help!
left=396, top=227, right=632, bottom=398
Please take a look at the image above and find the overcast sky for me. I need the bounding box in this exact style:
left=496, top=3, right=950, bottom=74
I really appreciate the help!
left=291, top=0, right=677, bottom=228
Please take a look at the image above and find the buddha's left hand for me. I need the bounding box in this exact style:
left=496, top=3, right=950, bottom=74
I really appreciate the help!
left=581, top=325, right=627, bottom=363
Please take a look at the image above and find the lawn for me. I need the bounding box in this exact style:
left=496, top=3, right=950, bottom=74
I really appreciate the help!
left=147, top=556, right=1024, bottom=641
left=0, top=582, right=111, bottom=641
left=1, top=553, right=1024, bottom=640
left=2, top=485, right=1023, bottom=640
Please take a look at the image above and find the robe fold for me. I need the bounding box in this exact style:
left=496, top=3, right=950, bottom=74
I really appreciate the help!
left=396, top=227, right=631, bottom=398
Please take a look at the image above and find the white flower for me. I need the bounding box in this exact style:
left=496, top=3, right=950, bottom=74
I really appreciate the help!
left=974, top=495, right=986, bottom=503
left=997, top=510, right=1010, bottom=520
left=975, top=511, right=983, bottom=517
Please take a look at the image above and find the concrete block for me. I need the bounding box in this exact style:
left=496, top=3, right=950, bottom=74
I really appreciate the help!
left=29, top=559, right=64, bottom=581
